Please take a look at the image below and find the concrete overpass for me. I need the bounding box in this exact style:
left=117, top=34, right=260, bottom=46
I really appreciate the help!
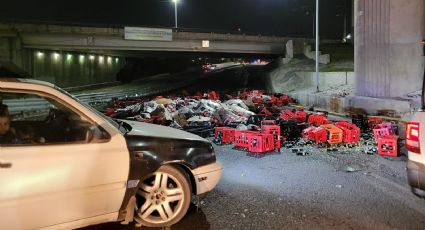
left=0, top=22, right=317, bottom=56
left=0, top=22, right=321, bottom=87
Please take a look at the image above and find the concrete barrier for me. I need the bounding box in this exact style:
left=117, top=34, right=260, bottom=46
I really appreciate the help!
left=294, top=72, right=355, bottom=89
left=291, top=92, right=413, bottom=115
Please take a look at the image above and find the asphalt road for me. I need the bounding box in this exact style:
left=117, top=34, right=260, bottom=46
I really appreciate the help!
left=82, top=142, right=425, bottom=230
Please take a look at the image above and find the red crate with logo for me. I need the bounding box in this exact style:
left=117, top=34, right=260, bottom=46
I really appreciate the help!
left=335, top=122, right=360, bottom=143
left=248, top=133, right=275, bottom=153
left=214, top=127, right=236, bottom=144
left=261, top=125, right=281, bottom=151
left=234, top=130, right=257, bottom=149
left=377, top=135, right=398, bottom=157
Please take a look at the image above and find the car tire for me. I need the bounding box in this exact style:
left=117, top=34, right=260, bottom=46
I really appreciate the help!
left=134, top=165, right=191, bottom=227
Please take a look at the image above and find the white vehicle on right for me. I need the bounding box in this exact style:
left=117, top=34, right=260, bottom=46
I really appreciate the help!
left=406, top=117, right=425, bottom=197
left=406, top=40, right=425, bottom=197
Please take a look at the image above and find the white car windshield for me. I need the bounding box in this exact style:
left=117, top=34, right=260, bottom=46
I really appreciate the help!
left=54, top=86, right=129, bottom=134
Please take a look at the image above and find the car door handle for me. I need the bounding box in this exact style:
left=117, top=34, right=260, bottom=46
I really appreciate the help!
left=0, top=162, right=12, bottom=168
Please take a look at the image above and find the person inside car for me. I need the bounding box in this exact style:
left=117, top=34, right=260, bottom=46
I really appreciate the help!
left=15, top=126, right=46, bottom=144
left=0, top=104, right=17, bottom=144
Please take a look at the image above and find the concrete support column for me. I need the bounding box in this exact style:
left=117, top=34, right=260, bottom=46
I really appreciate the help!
left=355, top=0, right=425, bottom=98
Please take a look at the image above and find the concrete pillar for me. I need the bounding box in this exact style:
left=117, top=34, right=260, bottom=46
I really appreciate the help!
left=355, top=0, right=425, bottom=98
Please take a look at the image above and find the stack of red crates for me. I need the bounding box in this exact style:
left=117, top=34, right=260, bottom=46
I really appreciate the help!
left=261, top=125, right=281, bottom=151
left=335, top=122, right=360, bottom=144
left=214, top=127, right=236, bottom=144
left=372, top=122, right=399, bottom=157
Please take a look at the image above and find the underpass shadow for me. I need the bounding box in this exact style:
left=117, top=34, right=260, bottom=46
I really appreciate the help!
left=80, top=204, right=210, bottom=230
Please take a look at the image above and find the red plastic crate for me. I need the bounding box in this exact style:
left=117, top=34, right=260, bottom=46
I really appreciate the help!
left=248, top=133, right=275, bottom=153
left=312, top=127, right=327, bottom=144
left=377, top=135, right=398, bottom=157
left=208, top=91, right=219, bottom=100
left=377, top=122, right=393, bottom=130
left=302, top=127, right=316, bottom=141
left=295, top=111, right=307, bottom=123
left=259, top=108, right=272, bottom=116
left=308, top=114, right=329, bottom=126
left=270, top=95, right=291, bottom=106
left=321, top=124, right=343, bottom=145
left=214, top=127, right=236, bottom=144
left=373, top=128, right=391, bottom=140
left=280, top=110, right=297, bottom=121
left=335, top=122, right=361, bottom=143
left=250, top=90, right=263, bottom=96
left=252, top=97, right=264, bottom=105
left=261, top=125, right=281, bottom=151
left=261, top=125, right=281, bottom=136
left=376, top=122, right=396, bottom=135
left=368, top=117, right=383, bottom=129
left=234, top=130, right=258, bottom=149
left=270, top=96, right=282, bottom=106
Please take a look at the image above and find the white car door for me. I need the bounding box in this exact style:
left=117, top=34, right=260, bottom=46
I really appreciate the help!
left=0, top=90, right=129, bottom=229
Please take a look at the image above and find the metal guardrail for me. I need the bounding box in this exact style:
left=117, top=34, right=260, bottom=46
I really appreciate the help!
left=4, top=77, right=198, bottom=114
left=4, top=65, right=243, bottom=114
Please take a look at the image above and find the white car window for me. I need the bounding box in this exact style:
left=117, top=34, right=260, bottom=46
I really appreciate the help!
left=0, top=91, right=110, bottom=146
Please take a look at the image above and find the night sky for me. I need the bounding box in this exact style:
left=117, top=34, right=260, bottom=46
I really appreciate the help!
left=0, top=0, right=352, bottom=39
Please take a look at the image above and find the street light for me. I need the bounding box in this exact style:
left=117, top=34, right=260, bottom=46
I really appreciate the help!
left=315, top=0, right=320, bottom=93
left=172, top=0, right=179, bottom=28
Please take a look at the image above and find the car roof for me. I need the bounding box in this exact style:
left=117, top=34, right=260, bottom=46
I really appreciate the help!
left=0, top=78, right=55, bottom=88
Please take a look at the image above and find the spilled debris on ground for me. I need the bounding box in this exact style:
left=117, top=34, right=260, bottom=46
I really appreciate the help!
left=99, top=89, right=404, bottom=159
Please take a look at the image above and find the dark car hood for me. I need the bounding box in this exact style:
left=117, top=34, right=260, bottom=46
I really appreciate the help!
left=123, top=120, right=209, bottom=143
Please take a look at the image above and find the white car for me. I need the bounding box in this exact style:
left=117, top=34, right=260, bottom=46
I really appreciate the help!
left=406, top=42, right=425, bottom=197
left=0, top=78, right=223, bottom=229
left=406, top=116, right=425, bottom=197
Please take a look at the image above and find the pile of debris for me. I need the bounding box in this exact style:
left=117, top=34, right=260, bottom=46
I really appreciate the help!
left=101, top=89, right=403, bottom=158
left=101, top=90, right=294, bottom=137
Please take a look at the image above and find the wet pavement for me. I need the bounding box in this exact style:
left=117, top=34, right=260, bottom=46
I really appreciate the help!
left=82, top=141, right=425, bottom=230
